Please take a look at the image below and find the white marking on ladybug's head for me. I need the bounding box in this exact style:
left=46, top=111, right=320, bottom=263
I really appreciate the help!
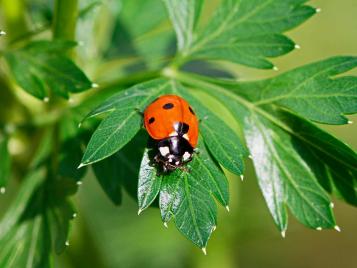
left=183, top=151, right=191, bottom=161
left=169, top=131, right=178, bottom=136
left=159, top=146, right=170, bottom=156
left=175, top=161, right=180, bottom=165
left=168, top=158, right=173, bottom=163
left=183, top=134, right=189, bottom=140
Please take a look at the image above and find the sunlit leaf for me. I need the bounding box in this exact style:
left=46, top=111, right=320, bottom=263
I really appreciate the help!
left=225, top=56, right=357, bottom=124
left=164, top=0, right=315, bottom=68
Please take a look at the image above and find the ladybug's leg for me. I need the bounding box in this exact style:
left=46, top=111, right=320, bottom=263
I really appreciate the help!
left=134, top=108, right=144, bottom=116
left=178, top=166, right=190, bottom=173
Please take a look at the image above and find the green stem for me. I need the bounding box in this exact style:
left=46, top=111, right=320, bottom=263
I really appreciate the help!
left=52, top=0, right=79, bottom=40
left=98, top=70, right=161, bottom=91
left=163, top=68, right=254, bottom=109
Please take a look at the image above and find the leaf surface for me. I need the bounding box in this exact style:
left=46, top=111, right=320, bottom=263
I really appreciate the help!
left=5, top=40, right=92, bottom=99
left=164, top=0, right=315, bottom=68
left=226, top=57, right=357, bottom=124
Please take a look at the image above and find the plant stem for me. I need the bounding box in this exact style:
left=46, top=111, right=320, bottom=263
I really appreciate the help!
left=98, top=70, right=161, bottom=91
left=52, top=0, right=79, bottom=40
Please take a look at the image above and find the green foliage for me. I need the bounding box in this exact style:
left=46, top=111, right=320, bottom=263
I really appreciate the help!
left=0, top=137, right=11, bottom=190
left=5, top=41, right=92, bottom=99
left=170, top=0, right=315, bottom=69
left=0, top=0, right=356, bottom=263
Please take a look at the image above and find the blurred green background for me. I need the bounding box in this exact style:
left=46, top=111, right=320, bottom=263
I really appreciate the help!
left=1, top=0, right=357, bottom=267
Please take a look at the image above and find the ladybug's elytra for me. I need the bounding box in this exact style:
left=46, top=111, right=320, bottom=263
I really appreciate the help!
left=143, top=95, right=199, bottom=172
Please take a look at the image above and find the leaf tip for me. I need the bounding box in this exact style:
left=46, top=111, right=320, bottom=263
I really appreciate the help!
left=138, top=208, right=143, bottom=215
left=43, top=97, right=50, bottom=103
left=347, top=120, right=353, bottom=124
left=77, top=163, right=86, bottom=169
left=240, top=175, right=244, bottom=181
left=294, top=44, right=301, bottom=49
left=0, top=30, right=6, bottom=36
left=163, top=222, right=168, bottom=228
left=248, top=155, right=253, bottom=159
left=225, top=205, right=230, bottom=212
left=334, top=225, right=341, bottom=232
left=315, top=7, right=322, bottom=13
left=92, top=83, right=99, bottom=88
left=281, top=230, right=286, bottom=238
left=273, top=66, right=279, bottom=71
left=0, top=187, right=6, bottom=194
left=76, top=181, right=83, bottom=186
left=212, top=225, right=216, bottom=232
left=316, top=227, right=322, bottom=231
left=201, top=247, right=207, bottom=255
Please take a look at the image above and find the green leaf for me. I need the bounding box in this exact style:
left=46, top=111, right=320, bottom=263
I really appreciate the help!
left=172, top=82, right=247, bottom=175
left=159, top=141, right=228, bottom=248
left=81, top=79, right=170, bottom=166
left=138, top=148, right=162, bottom=212
left=278, top=110, right=357, bottom=206
left=163, top=0, right=203, bottom=52
left=0, top=169, right=46, bottom=240
left=159, top=168, right=216, bottom=249
left=92, top=129, right=148, bottom=205
left=5, top=40, right=92, bottom=99
left=0, top=137, right=11, bottom=190
left=0, top=170, right=51, bottom=267
left=0, top=212, right=51, bottom=268
left=228, top=56, right=357, bottom=124
left=244, top=110, right=335, bottom=231
left=165, top=0, right=315, bottom=68
left=0, top=167, right=76, bottom=263
left=172, top=70, right=347, bottom=232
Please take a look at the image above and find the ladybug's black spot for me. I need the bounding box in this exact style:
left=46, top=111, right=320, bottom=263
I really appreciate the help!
left=189, top=106, right=195, bottom=115
left=163, top=103, right=174, bottom=109
left=148, top=117, right=155, bottom=124
left=174, top=122, right=189, bottom=135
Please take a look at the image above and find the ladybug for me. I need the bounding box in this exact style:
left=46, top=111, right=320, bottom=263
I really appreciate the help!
left=144, top=95, right=199, bottom=172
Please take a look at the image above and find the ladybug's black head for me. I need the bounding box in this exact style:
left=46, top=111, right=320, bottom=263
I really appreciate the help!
left=155, top=136, right=194, bottom=172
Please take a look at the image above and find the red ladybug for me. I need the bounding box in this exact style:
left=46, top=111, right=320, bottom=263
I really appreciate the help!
left=144, top=95, right=199, bottom=171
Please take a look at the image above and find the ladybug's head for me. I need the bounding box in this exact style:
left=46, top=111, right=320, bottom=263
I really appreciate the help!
left=155, top=136, right=194, bottom=172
